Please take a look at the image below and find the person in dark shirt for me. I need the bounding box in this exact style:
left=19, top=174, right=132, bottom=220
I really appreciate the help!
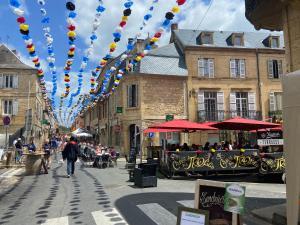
left=62, top=137, right=79, bottom=178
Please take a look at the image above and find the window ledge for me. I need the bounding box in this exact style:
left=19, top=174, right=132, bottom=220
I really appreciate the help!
left=126, top=107, right=140, bottom=110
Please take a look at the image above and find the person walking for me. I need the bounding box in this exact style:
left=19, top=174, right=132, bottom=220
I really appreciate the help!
left=14, top=138, right=23, bottom=163
left=62, top=137, right=79, bottom=178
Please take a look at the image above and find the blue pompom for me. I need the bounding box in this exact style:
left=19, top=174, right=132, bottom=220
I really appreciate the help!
left=113, top=32, right=121, bottom=39
left=162, top=19, right=170, bottom=27
left=149, top=6, right=154, bottom=11
left=41, top=17, right=50, bottom=24
left=145, top=44, right=151, bottom=50
left=144, top=14, right=152, bottom=21
left=68, top=12, right=77, bottom=18
left=90, top=34, right=97, bottom=40
left=9, top=0, right=21, bottom=8
left=96, top=5, right=105, bottom=12
left=124, top=1, right=133, bottom=8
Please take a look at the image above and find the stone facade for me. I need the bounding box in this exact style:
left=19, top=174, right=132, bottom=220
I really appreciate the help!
left=0, top=44, right=46, bottom=147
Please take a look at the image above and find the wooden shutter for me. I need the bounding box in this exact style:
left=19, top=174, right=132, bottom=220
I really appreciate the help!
left=268, top=60, right=274, bottom=78
left=135, top=84, right=139, bottom=107
left=198, top=58, right=204, bottom=77
left=230, top=92, right=237, bottom=117
left=13, top=75, right=18, bottom=88
left=127, top=85, right=131, bottom=107
left=230, top=59, right=236, bottom=78
left=239, top=59, right=246, bottom=78
left=13, top=100, right=18, bottom=116
left=248, top=92, right=256, bottom=111
left=217, top=92, right=224, bottom=120
left=209, top=59, right=214, bottom=78
left=197, top=90, right=205, bottom=111
left=0, top=74, right=3, bottom=89
left=269, top=92, right=276, bottom=112
left=278, top=60, right=283, bottom=77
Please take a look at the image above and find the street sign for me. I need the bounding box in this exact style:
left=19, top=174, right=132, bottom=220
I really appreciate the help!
left=148, top=132, right=155, bottom=138
left=3, top=116, right=11, bottom=126
left=116, top=107, right=123, bottom=113
left=166, top=114, right=174, bottom=121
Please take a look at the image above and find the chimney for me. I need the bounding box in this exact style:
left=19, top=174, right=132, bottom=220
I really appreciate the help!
left=171, top=23, right=178, bottom=31
left=136, top=39, right=145, bottom=53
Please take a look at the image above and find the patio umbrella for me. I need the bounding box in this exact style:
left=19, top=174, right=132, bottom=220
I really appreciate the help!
left=143, top=128, right=182, bottom=133
left=211, top=117, right=279, bottom=131
left=73, top=132, right=93, bottom=138
left=249, top=126, right=283, bottom=133
left=150, top=119, right=217, bottom=131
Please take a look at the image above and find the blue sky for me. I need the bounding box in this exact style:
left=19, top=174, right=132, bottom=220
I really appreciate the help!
left=0, top=0, right=264, bottom=126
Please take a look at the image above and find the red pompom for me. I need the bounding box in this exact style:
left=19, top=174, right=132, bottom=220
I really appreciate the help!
left=177, top=0, right=186, bottom=5
left=17, top=17, right=26, bottom=23
left=69, top=47, right=75, bottom=51
left=154, top=32, right=162, bottom=38
left=68, top=25, right=76, bottom=31
left=119, top=21, right=126, bottom=27
left=26, top=44, right=33, bottom=49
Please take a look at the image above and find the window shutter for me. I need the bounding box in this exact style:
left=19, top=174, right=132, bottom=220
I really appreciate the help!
left=268, top=60, right=274, bottom=78
left=197, top=90, right=205, bottom=111
left=217, top=92, right=224, bottom=120
left=135, top=84, right=139, bottom=107
left=209, top=59, right=214, bottom=78
left=13, top=75, right=18, bottom=88
left=248, top=92, right=256, bottom=111
left=198, top=58, right=204, bottom=77
left=269, top=92, right=276, bottom=112
left=278, top=60, right=283, bottom=77
left=13, top=100, right=18, bottom=116
left=0, top=74, right=3, bottom=89
left=239, top=60, right=246, bottom=78
left=230, top=92, right=237, bottom=117
left=230, top=59, right=236, bottom=78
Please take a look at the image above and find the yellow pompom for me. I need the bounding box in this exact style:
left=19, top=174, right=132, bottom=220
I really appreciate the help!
left=240, top=148, right=245, bottom=153
left=122, top=16, right=128, bottom=21
left=68, top=51, right=75, bottom=56
left=68, top=31, right=76, bottom=38
left=150, top=37, right=159, bottom=42
left=172, top=6, right=180, bottom=13
left=67, top=61, right=73, bottom=66
left=135, top=56, right=142, bottom=61
left=28, top=46, right=35, bottom=52
left=20, top=24, right=29, bottom=31
left=110, top=42, right=117, bottom=49
left=211, top=148, right=216, bottom=153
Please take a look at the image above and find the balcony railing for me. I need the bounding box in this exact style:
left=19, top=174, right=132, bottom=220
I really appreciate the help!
left=198, top=110, right=262, bottom=122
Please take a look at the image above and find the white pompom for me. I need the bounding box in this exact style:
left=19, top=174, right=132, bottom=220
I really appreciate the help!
left=111, top=67, right=116, bottom=71
left=67, top=18, right=75, bottom=25
left=40, top=8, right=47, bottom=15
left=121, top=54, right=128, bottom=60
left=136, top=32, right=142, bottom=37
left=81, top=62, right=87, bottom=69
left=24, top=39, right=33, bottom=45
left=143, top=50, right=149, bottom=55
left=46, top=37, right=53, bottom=44
left=159, top=27, right=165, bottom=33
left=115, top=26, right=123, bottom=33
left=13, top=8, right=25, bottom=16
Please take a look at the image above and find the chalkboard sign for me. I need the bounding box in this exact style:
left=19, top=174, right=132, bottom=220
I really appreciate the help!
left=195, top=180, right=240, bottom=225
left=129, top=147, right=137, bottom=163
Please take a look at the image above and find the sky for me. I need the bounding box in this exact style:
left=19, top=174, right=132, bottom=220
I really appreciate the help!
left=0, top=0, right=275, bottom=126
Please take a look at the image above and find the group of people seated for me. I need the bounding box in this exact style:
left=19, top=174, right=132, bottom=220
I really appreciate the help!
left=167, top=141, right=259, bottom=152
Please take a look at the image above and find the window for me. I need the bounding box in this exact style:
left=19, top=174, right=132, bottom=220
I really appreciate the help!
left=198, top=91, right=224, bottom=121
left=127, top=84, right=138, bottom=108
left=268, top=60, right=283, bottom=79
left=2, top=100, right=18, bottom=115
left=201, top=33, right=213, bottom=45
left=271, top=37, right=279, bottom=48
left=233, top=35, right=243, bottom=46
left=230, top=59, right=246, bottom=78
left=0, top=74, right=18, bottom=88
left=236, top=92, right=248, bottom=118
left=198, top=58, right=214, bottom=78
left=269, top=92, right=282, bottom=111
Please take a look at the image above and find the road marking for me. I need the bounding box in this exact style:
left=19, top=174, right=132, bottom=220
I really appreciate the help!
left=41, top=216, right=69, bottom=225
left=92, top=208, right=128, bottom=225
left=137, top=203, right=177, bottom=225
left=0, top=168, right=23, bottom=178
left=177, top=200, right=194, bottom=208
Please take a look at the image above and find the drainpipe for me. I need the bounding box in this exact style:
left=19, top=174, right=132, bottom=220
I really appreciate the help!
left=256, top=49, right=263, bottom=120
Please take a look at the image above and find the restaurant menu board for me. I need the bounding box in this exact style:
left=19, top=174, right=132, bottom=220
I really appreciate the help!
left=224, top=184, right=246, bottom=215
left=257, top=130, right=284, bottom=146
left=198, top=185, right=233, bottom=225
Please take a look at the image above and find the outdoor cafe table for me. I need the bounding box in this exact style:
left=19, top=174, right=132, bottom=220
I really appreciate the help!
left=159, top=149, right=285, bottom=178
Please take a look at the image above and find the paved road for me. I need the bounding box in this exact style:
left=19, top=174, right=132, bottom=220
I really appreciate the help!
left=0, top=156, right=286, bottom=225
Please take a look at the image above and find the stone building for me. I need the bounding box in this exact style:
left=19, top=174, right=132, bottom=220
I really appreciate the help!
left=81, top=25, right=285, bottom=154
left=0, top=44, right=46, bottom=147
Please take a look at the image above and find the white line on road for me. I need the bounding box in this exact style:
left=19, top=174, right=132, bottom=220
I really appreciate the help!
left=41, top=216, right=69, bottom=225
left=92, top=208, right=128, bottom=225
left=137, top=203, right=177, bottom=225
left=177, top=200, right=194, bottom=208
left=0, top=168, right=23, bottom=178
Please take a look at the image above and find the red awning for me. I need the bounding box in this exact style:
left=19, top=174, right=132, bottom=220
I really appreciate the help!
left=143, top=128, right=182, bottom=133
left=150, top=119, right=217, bottom=131
left=211, top=117, right=279, bottom=131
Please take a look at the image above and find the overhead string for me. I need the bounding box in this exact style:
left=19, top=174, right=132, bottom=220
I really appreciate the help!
left=63, top=0, right=77, bottom=98
left=89, top=0, right=134, bottom=95
left=9, top=0, right=51, bottom=112
left=67, top=0, right=106, bottom=108
left=36, top=0, right=58, bottom=112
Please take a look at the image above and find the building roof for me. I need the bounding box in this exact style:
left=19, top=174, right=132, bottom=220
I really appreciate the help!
left=0, top=44, right=36, bottom=70
left=137, top=43, right=188, bottom=76
left=173, top=29, right=284, bottom=49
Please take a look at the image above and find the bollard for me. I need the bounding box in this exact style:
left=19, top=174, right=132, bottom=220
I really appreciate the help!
left=5, top=151, right=12, bottom=167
